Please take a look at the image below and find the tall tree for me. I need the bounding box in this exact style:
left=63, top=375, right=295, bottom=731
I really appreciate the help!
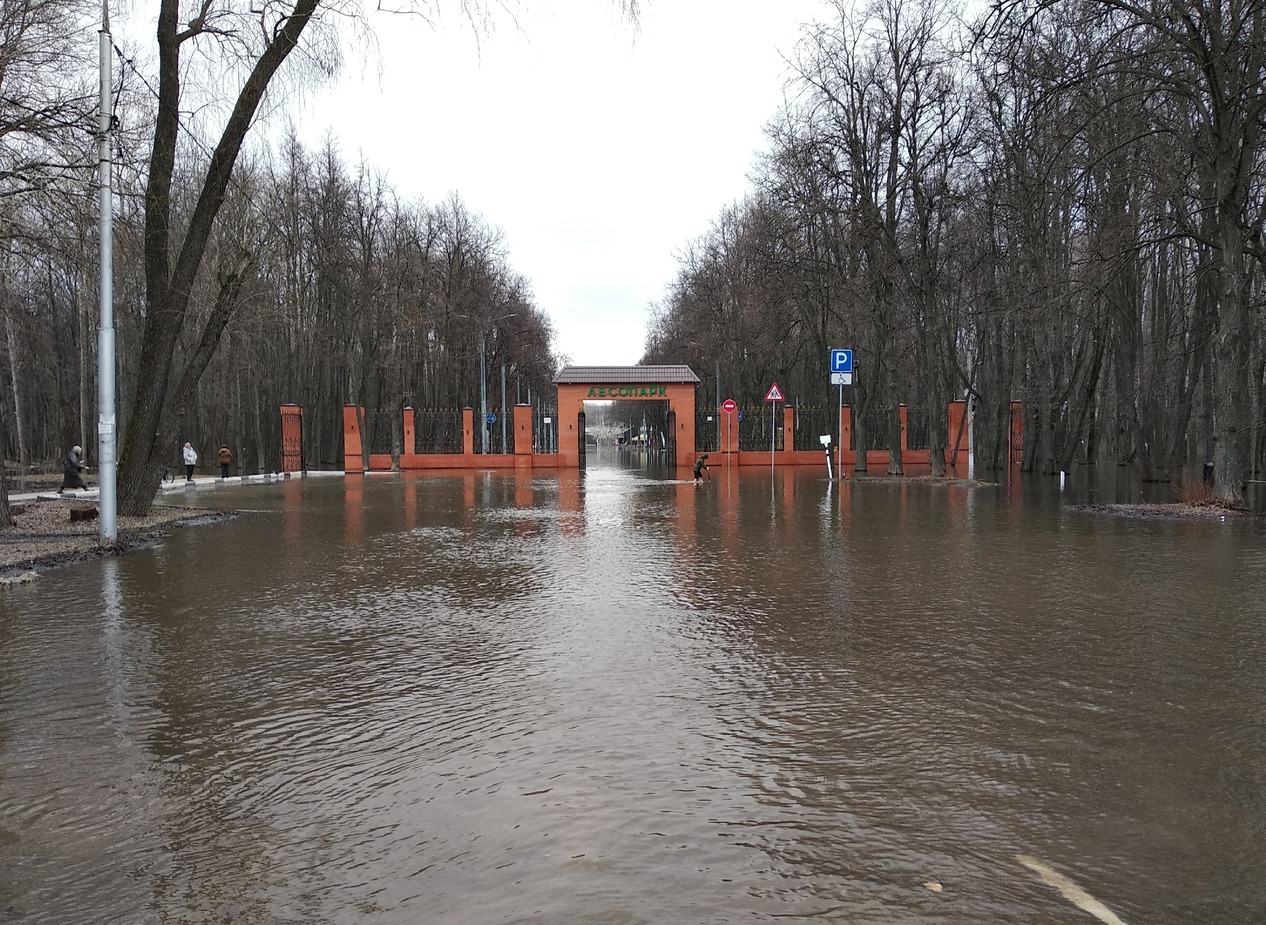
left=0, top=0, right=94, bottom=526
left=989, top=0, right=1266, bottom=500
left=115, top=0, right=322, bottom=514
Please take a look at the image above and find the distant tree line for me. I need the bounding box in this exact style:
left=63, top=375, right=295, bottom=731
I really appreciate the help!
left=2, top=130, right=557, bottom=469
left=0, top=0, right=557, bottom=504
left=643, top=0, right=1266, bottom=505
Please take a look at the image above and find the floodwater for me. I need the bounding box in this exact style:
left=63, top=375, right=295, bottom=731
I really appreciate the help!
left=2, top=453, right=1264, bottom=924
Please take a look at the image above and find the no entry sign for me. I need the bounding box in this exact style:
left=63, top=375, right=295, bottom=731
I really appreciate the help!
left=721, top=398, right=737, bottom=414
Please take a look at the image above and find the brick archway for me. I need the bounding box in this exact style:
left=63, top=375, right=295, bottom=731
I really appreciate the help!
left=553, top=365, right=701, bottom=468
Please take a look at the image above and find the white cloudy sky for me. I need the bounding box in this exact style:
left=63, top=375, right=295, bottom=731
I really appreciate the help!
left=297, top=0, right=830, bottom=366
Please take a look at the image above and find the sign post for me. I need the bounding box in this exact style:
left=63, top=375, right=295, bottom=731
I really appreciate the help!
left=829, top=349, right=854, bottom=477
left=765, top=382, right=783, bottom=471
left=721, top=398, right=737, bottom=466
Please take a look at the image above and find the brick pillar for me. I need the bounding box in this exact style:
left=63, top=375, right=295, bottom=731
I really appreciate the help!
left=462, top=407, right=474, bottom=456
left=840, top=405, right=852, bottom=467
left=946, top=400, right=968, bottom=471
left=722, top=410, right=739, bottom=455
left=402, top=407, right=415, bottom=458
left=899, top=403, right=908, bottom=453
left=783, top=405, right=795, bottom=454
left=281, top=404, right=303, bottom=473
left=343, top=405, right=363, bottom=473
left=514, top=404, right=533, bottom=457
left=1009, top=400, right=1025, bottom=466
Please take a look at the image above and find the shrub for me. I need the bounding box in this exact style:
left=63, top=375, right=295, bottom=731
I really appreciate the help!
left=1173, top=476, right=1217, bottom=506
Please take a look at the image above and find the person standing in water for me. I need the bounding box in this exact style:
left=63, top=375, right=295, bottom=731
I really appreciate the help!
left=693, top=453, right=710, bottom=483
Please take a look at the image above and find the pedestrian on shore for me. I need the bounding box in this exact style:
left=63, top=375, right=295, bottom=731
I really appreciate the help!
left=58, top=445, right=88, bottom=493
left=182, top=441, right=198, bottom=482
left=217, top=444, right=233, bottom=479
left=693, top=453, right=710, bottom=484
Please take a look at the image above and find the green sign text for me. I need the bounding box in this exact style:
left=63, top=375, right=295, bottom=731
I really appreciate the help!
left=586, top=386, right=669, bottom=398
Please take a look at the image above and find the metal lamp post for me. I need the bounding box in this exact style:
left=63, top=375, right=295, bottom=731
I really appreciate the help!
left=479, top=329, right=488, bottom=455
left=476, top=313, right=518, bottom=455
left=97, top=1, right=117, bottom=542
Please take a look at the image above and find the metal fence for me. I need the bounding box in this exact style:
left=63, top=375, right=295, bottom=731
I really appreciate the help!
left=475, top=405, right=515, bottom=454
left=854, top=412, right=891, bottom=452
left=694, top=410, right=721, bottom=453
left=792, top=406, right=836, bottom=451
left=414, top=408, right=464, bottom=454
left=738, top=407, right=784, bottom=451
left=906, top=408, right=930, bottom=451
left=368, top=410, right=396, bottom=455
left=367, top=402, right=937, bottom=458
left=533, top=405, right=558, bottom=454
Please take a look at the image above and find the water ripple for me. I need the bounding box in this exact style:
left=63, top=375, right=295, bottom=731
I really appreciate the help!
left=1, top=472, right=1264, bottom=923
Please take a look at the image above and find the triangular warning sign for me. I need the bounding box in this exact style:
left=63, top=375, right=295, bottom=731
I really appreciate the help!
left=765, top=382, right=783, bottom=402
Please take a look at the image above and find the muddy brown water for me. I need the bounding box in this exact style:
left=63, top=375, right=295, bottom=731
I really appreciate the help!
left=2, top=456, right=1264, bottom=924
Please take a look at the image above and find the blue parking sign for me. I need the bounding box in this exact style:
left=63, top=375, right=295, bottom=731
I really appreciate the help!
left=830, top=348, right=853, bottom=373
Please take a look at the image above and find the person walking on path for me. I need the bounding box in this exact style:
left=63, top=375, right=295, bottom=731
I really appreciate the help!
left=58, top=445, right=88, bottom=493
left=182, top=441, right=198, bottom=482
left=217, top=444, right=233, bottom=479
left=693, top=453, right=710, bottom=484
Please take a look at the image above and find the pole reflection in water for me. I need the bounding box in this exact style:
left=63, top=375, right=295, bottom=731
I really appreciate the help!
left=1, top=460, right=1264, bottom=924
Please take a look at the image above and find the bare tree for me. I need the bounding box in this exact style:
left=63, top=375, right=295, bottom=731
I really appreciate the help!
left=114, top=0, right=324, bottom=514
left=986, top=0, right=1266, bottom=500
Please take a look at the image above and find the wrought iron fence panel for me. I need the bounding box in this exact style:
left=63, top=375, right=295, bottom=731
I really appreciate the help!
left=414, top=409, right=464, bottom=454
left=792, top=406, right=835, bottom=451
left=368, top=410, right=395, bottom=455
left=906, top=408, right=930, bottom=451
left=854, top=412, right=891, bottom=451
left=694, top=410, right=721, bottom=453
left=468, top=406, right=517, bottom=454
left=489, top=405, right=514, bottom=455
left=533, top=405, right=558, bottom=454
left=738, top=408, right=784, bottom=451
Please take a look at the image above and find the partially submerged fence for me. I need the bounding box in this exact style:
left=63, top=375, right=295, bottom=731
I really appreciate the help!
left=342, top=401, right=970, bottom=472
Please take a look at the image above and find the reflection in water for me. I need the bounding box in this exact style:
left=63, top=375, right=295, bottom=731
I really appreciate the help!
left=1, top=460, right=1264, bottom=924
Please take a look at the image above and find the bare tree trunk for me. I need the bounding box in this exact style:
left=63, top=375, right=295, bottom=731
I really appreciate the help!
left=119, top=253, right=256, bottom=509
left=0, top=391, right=12, bottom=527
left=1212, top=219, right=1251, bottom=506
left=116, top=0, right=318, bottom=516
left=252, top=373, right=265, bottom=474
left=2, top=289, right=28, bottom=467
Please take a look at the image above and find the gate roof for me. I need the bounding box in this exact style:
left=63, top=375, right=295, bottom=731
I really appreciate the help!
left=553, top=365, right=701, bottom=384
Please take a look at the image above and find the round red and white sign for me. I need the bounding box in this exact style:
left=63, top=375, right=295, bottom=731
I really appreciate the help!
left=721, top=399, right=737, bottom=414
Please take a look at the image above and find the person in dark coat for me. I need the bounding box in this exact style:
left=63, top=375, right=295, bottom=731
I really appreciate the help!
left=58, top=445, right=88, bottom=493
left=693, top=453, right=710, bottom=483
left=217, top=444, right=233, bottom=479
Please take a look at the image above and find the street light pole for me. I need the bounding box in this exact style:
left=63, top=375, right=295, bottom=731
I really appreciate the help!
left=463, top=310, right=519, bottom=456
left=479, top=328, right=488, bottom=455
left=97, top=2, right=117, bottom=543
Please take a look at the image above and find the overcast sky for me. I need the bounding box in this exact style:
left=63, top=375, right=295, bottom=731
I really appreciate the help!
left=295, top=0, right=829, bottom=366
